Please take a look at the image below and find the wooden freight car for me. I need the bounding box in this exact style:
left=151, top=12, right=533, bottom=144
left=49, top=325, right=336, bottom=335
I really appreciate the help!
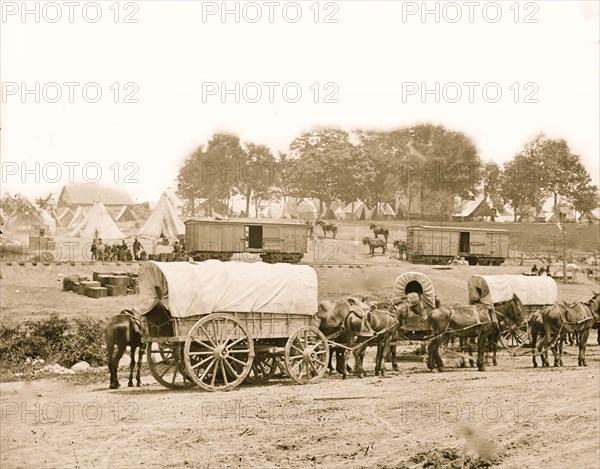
left=184, top=218, right=309, bottom=263
left=406, top=225, right=509, bottom=266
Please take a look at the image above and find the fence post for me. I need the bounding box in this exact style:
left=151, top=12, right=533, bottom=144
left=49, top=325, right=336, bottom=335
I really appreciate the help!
left=520, top=253, right=524, bottom=266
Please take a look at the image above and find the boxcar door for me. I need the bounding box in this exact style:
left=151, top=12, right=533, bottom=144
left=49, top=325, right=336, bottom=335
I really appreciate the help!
left=459, top=232, right=470, bottom=254
left=246, top=225, right=263, bottom=250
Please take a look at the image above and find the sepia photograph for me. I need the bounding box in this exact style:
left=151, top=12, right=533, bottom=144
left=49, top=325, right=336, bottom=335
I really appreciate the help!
left=1, top=1, right=599, bottom=468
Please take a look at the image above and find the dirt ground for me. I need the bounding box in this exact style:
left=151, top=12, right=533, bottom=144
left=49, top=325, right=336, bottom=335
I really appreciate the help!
left=1, top=232, right=600, bottom=469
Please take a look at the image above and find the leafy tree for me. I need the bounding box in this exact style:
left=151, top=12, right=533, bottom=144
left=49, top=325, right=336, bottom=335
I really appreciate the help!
left=481, top=162, right=503, bottom=209
left=176, top=133, right=245, bottom=215
left=500, top=152, right=545, bottom=221
left=287, top=127, right=356, bottom=209
left=239, top=142, right=276, bottom=216
left=34, top=193, right=56, bottom=212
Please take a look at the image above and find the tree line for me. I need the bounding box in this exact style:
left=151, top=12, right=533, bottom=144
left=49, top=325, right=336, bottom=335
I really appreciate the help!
left=176, top=124, right=599, bottom=221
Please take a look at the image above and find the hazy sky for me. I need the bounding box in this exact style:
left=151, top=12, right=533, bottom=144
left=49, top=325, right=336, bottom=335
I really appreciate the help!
left=2, top=0, right=599, bottom=203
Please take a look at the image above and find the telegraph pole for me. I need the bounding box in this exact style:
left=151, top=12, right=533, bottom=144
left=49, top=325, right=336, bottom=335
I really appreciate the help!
left=559, top=218, right=567, bottom=284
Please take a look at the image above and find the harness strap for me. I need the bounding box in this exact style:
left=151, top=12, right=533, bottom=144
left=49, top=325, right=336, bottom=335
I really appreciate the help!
left=473, top=305, right=481, bottom=325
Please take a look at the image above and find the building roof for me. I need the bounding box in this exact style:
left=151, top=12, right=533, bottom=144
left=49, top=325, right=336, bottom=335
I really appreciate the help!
left=58, top=183, right=135, bottom=206
left=408, top=225, right=509, bottom=233
left=185, top=218, right=308, bottom=226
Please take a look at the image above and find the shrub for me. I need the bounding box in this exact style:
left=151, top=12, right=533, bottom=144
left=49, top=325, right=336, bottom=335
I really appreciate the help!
left=0, top=315, right=107, bottom=370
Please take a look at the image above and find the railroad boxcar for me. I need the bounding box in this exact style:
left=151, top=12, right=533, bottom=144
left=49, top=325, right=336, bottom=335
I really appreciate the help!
left=406, top=225, right=509, bottom=266
left=184, top=218, right=309, bottom=263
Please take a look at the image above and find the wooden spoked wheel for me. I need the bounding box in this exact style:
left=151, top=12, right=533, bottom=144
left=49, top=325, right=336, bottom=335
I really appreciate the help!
left=499, top=322, right=530, bottom=349
left=146, top=342, right=196, bottom=390
left=245, top=355, right=278, bottom=385
left=284, top=326, right=329, bottom=384
left=183, top=314, right=254, bottom=392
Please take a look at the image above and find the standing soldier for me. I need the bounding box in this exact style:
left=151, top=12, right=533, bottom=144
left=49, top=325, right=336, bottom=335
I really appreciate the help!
left=91, top=239, right=98, bottom=260
left=133, top=238, right=142, bottom=261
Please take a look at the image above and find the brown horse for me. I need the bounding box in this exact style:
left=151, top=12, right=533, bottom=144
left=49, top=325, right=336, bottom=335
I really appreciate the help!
left=362, top=236, right=386, bottom=257
left=105, top=310, right=144, bottom=389
left=315, top=220, right=337, bottom=238
left=528, top=310, right=565, bottom=368
left=369, top=223, right=389, bottom=242
left=538, top=293, right=600, bottom=367
left=427, top=295, right=524, bottom=372
left=345, top=293, right=425, bottom=378
left=316, top=297, right=372, bottom=375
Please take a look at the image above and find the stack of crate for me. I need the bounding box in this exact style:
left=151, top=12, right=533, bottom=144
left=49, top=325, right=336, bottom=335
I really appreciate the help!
left=106, top=275, right=130, bottom=296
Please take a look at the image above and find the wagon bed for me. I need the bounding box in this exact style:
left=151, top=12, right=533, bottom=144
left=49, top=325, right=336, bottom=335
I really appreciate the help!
left=139, top=260, right=329, bottom=391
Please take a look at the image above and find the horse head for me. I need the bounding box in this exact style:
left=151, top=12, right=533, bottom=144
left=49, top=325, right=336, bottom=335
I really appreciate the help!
left=588, top=292, right=600, bottom=316
left=510, top=294, right=526, bottom=325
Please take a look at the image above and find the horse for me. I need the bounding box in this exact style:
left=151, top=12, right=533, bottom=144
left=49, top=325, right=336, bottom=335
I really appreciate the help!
left=362, top=236, right=386, bottom=257
left=427, top=295, right=524, bottom=372
left=315, top=220, right=337, bottom=238
left=538, top=293, right=600, bottom=367
left=316, top=297, right=372, bottom=376
left=369, top=223, right=389, bottom=242
left=344, top=293, right=425, bottom=378
left=392, top=240, right=407, bottom=260
left=105, top=310, right=144, bottom=389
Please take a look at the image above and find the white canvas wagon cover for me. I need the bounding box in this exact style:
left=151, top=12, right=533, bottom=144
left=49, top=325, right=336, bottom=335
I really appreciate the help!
left=139, top=260, right=318, bottom=318
left=393, top=272, right=436, bottom=308
left=468, top=275, right=557, bottom=306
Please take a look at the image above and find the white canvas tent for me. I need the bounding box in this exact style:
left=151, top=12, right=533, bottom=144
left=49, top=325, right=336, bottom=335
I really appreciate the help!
left=321, top=202, right=345, bottom=220
left=296, top=199, right=319, bottom=220
left=138, top=192, right=185, bottom=240
left=69, top=201, right=125, bottom=239
left=344, top=201, right=372, bottom=220
left=371, top=202, right=395, bottom=220
left=67, top=206, right=87, bottom=230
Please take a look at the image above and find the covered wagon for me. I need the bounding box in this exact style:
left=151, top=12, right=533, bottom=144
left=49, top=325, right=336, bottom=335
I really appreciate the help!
left=467, top=275, right=558, bottom=347
left=139, top=260, right=329, bottom=391
left=392, top=272, right=437, bottom=340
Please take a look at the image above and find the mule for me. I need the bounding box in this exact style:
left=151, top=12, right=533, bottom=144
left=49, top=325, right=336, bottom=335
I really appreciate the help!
left=345, top=293, right=425, bottom=378
left=315, top=220, right=337, bottom=238
left=105, top=310, right=144, bottom=389
left=427, top=295, right=524, bottom=372
left=369, top=223, right=389, bottom=242
left=316, top=297, right=372, bottom=376
left=538, top=293, right=600, bottom=367
left=362, top=236, right=386, bottom=257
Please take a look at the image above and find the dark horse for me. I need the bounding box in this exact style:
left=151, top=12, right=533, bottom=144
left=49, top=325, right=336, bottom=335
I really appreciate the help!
left=315, top=220, right=337, bottom=238
left=427, top=295, right=524, bottom=372
left=317, top=297, right=372, bottom=376
left=344, top=293, right=425, bottom=378
left=105, top=310, right=144, bottom=389
left=538, top=293, right=600, bottom=367
left=369, top=223, right=389, bottom=242
left=362, top=236, right=386, bottom=257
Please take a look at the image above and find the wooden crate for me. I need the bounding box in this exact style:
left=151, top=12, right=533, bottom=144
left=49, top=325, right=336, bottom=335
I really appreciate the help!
left=77, top=281, right=101, bottom=295
left=86, top=287, right=108, bottom=298
left=107, top=284, right=128, bottom=296
left=107, top=276, right=130, bottom=287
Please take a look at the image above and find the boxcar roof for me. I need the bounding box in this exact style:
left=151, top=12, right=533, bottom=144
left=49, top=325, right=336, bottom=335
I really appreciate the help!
left=408, top=225, right=509, bottom=233
left=139, top=260, right=318, bottom=317
left=185, top=217, right=309, bottom=226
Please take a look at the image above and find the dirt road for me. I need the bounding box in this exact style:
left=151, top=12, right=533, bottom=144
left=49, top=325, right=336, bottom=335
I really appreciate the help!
left=2, top=345, right=599, bottom=469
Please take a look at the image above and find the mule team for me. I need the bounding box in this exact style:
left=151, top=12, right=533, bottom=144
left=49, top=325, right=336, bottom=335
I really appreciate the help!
left=105, top=289, right=600, bottom=388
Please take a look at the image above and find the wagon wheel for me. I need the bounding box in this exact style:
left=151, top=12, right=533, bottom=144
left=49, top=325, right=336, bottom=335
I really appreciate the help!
left=146, top=342, right=196, bottom=390
left=284, top=326, right=329, bottom=384
left=183, top=314, right=254, bottom=392
left=245, top=355, right=278, bottom=385
left=499, top=322, right=530, bottom=349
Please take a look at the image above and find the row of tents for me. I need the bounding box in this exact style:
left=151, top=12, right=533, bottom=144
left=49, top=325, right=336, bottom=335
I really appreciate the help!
left=258, top=199, right=398, bottom=221
left=2, top=193, right=186, bottom=241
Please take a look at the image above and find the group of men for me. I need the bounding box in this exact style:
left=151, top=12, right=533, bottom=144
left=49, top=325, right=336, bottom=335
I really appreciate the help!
left=90, top=238, right=146, bottom=262
left=530, top=264, right=549, bottom=276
